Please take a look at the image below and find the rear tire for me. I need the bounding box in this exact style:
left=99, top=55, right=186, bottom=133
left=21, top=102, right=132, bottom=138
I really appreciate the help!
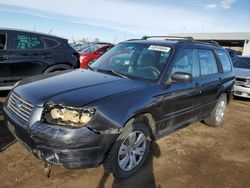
left=204, top=94, right=227, bottom=127
left=103, top=122, right=151, bottom=179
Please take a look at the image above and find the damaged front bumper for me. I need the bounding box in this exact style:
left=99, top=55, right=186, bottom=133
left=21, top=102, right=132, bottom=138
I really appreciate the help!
left=3, top=106, right=119, bottom=169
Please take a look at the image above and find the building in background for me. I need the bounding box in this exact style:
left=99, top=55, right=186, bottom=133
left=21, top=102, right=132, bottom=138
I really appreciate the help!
left=175, top=33, right=250, bottom=56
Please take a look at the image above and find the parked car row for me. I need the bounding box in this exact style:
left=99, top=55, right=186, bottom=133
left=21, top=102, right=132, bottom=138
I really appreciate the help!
left=75, top=42, right=114, bottom=68
left=3, top=35, right=235, bottom=178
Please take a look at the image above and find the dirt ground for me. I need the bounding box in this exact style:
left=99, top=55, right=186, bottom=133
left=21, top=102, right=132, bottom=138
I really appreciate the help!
left=0, top=94, right=250, bottom=188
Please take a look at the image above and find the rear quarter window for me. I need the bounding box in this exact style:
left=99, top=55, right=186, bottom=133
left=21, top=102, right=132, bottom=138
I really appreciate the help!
left=216, top=50, right=232, bottom=72
left=10, top=33, right=45, bottom=50
left=43, top=38, right=60, bottom=48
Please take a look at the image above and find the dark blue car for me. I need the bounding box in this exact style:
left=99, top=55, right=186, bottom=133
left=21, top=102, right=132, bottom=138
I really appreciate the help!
left=3, top=36, right=234, bottom=178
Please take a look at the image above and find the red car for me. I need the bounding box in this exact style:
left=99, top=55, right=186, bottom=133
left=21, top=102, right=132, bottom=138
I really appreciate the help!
left=78, top=42, right=114, bottom=68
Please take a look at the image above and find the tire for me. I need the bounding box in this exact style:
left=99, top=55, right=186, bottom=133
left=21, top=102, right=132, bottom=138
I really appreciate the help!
left=44, top=64, right=72, bottom=73
left=204, top=94, right=227, bottom=127
left=103, top=122, right=151, bottom=179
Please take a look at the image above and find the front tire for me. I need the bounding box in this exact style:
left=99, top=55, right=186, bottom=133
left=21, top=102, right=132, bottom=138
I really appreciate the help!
left=103, top=123, right=151, bottom=179
left=204, top=94, right=227, bottom=127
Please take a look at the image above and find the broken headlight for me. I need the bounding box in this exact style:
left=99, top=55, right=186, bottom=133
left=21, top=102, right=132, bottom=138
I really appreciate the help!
left=42, top=104, right=95, bottom=128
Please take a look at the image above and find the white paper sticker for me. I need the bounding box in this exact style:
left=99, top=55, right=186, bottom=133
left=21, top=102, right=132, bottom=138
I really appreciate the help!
left=148, top=45, right=171, bottom=52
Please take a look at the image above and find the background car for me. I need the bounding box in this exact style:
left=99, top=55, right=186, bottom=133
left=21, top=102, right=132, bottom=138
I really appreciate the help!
left=76, top=42, right=114, bottom=68
left=232, top=56, right=250, bottom=98
left=225, top=48, right=238, bottom=60
left=0, top=28, right=79, bottom=90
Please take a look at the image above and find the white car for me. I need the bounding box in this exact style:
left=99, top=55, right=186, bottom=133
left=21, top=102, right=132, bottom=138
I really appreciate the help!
left=233, top=56, right=250, bottom=98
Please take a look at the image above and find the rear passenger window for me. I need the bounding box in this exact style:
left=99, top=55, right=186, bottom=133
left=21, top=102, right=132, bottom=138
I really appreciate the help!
left=198, top=50, right=218, bottom=76
left=11, top=33, right=45, bottom=49
left=0, top=34, right=6, bottom=50
left=172, top=49, right=200, bottom=77
left=216, top=50, right=232, bottom=72
left=43, top=38, right=60, bottom=48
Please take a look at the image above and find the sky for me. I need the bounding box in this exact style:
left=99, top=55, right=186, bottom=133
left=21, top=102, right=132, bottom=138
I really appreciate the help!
left=0, top=0, right=249, bottom=43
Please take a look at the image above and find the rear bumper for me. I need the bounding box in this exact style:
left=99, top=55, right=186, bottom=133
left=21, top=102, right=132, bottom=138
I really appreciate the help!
left=234, top=85, right=250, bottom=98
left=3, top=106, right=118, bottom=169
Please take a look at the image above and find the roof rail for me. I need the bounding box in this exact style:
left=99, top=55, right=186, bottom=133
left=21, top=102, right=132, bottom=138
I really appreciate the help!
left=126, top=39, right=141, bottom=41
left=195, top=40, right=221, bottom=47
left=141, top=35, right=194, bottom=41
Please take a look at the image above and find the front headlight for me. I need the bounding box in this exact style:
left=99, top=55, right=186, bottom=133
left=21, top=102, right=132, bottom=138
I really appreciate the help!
left=42, top=104, right=95, bottom=128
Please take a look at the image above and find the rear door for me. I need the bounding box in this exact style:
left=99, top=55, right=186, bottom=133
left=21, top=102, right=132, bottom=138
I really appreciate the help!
left=196, top=49, right=222, bottom=118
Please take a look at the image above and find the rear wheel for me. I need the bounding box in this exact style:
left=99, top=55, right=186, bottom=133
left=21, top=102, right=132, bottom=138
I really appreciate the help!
left=204, top=94, right=227, bottom=127
left=103, top=123, right=151, bottom=179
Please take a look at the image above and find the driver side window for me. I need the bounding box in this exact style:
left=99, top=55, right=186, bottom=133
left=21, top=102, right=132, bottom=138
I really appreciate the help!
left=172, top=49, right=200, bottom=78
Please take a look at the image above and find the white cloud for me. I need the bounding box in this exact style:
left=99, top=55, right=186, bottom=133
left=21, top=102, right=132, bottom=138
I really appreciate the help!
left=205, top=4, right=217, bottom=10
left=220, top=0, right=237, bottom=9
left=205, top=0, right=237, bottom=10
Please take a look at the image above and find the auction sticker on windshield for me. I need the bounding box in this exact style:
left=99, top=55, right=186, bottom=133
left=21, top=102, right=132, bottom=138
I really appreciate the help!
left=148, top=45, right=171, bottom=52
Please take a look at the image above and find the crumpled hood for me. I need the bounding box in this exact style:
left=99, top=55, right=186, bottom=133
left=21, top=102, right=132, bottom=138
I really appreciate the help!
left=14, top=69, right=146, bottom=107
left=234, top=68, right=250, bottom=79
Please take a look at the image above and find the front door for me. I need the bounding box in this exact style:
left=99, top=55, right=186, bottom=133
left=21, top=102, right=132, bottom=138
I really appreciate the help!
left=157, top=48, right=201, bottom=137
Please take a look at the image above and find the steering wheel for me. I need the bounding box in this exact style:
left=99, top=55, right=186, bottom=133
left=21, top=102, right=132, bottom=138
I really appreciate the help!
left=143, top=66, right=161, bottom=78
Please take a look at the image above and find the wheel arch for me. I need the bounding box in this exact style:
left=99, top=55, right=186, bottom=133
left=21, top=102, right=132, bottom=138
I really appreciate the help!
left=123, top=112, right=157, bottom=140
left=43, top=63, right=73, bottom=73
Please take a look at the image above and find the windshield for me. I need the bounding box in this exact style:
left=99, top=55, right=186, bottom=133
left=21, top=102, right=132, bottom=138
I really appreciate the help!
left=233, top=58, right=250, bottom=69
left=90, top=43, right=172, bottom=81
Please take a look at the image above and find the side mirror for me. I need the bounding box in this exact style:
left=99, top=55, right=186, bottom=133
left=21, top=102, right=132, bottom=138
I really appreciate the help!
left=171, top=72, right=193, bottom=83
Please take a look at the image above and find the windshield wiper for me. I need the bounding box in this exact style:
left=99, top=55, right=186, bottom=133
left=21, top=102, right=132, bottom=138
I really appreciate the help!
left=96, top=69, right=130, bottom=79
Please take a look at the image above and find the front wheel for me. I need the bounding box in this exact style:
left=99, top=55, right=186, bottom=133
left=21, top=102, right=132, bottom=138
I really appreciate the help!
left=103, top=123, right=151, bottom=179
left=204, top=94, right=227, bottom=127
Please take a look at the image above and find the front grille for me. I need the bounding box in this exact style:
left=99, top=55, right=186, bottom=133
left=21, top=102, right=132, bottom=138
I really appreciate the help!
left=7, top=92, right=34, bottom=124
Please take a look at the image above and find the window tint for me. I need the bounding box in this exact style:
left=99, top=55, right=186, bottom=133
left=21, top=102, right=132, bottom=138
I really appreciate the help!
left=233, top=58, right=250, bottom=69
left=216, top=50, right=232, bottom=72
left=172, top=49, right=200, bottom=77
left=0, top=34, right=6, bottom=50
left=11, top=33, right=44, bottom=49
left=43, top=38, right=59, bottom=48
left=198, top=50, right=218, bottom=76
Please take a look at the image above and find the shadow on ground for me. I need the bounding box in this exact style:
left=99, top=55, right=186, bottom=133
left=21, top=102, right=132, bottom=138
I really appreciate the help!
left=97, top=141, right=162, bottom=188
left=0, top=97, right=16, bottom=152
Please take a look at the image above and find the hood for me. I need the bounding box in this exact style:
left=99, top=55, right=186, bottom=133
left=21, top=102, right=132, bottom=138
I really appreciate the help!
left=14, top=69, right=146, bottom=107
left=234, top=68, right=250, bottom=79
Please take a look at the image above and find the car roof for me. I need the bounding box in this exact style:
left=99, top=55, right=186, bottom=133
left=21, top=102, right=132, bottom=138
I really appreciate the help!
left=0, top=28, right=67, bottom=41
left=121, top=38, right=222, bottom=49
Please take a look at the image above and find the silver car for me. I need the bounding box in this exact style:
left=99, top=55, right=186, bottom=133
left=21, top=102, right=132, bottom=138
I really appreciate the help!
left=233, top=56, right=250, bottom=98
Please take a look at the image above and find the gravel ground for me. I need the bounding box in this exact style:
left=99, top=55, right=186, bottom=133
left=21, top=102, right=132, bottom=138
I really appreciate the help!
left=0, top=95, right=250, bottom=188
